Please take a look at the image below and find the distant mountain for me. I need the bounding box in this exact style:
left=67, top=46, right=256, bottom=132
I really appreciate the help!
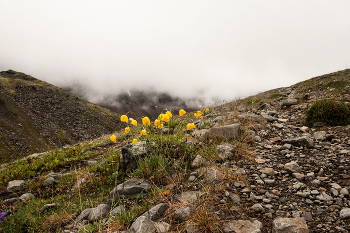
left=0, top=70, right=124, bottom=163
left=63, top=85, right=203, bottom=120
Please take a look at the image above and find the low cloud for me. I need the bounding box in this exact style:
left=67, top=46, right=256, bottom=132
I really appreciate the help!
left=0, top=1, right=349, bottom=107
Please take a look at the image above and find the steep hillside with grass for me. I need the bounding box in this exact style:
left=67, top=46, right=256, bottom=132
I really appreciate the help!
left=0, top=70, right=124, bottom=163
left=0, top=69, right=349, bottom=233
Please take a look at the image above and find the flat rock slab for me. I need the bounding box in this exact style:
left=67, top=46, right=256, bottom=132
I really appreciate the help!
left=42, top=177, right=56, bottom=187
left=284, top=161, right=302, bottom=174
left=281, top=137, right=314, bottom=148
left=7, top=180, right=25, bottom=191
left=222, top=220, right=263, bottom=233
left=176, top=191, right=202, bottom=204
left=205, top=124, right=240, bottom=141
left=107, top=178, right=151, bottom=205
left=282, top=99, right=298, bottom=106
left=272, top=218, right=309, bottom=233
left=174, top=206, right=191, bottom=220
left=238, top=113, right=266, bottom=123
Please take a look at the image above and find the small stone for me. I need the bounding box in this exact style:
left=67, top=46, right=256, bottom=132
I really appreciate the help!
left=339, top=208, right=350, bottom=219
left=174, top=206, right=191, bottom=220
left=260, top=168, right=275, bottom=177
left=284, top=161, right=301, bottom=173
left=19, top=193, right=35, bottom=201
left=272, top=218, right=309, bottom=233
left=42, top=177, right=56, bottom=187
left=250, top=203, right=264, bottom=212
left=222, top=220, right=263, bottom=233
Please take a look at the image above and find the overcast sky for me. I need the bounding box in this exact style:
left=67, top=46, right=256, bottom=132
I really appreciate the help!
left=0, top=1, right=349, bottom=105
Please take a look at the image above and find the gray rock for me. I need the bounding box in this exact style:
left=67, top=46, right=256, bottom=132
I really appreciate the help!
left=272, top=218, right=309, bottom=233
left=261, top=114, right=276, bottom=122
left=204, top=169, right=223, bottom=184
left=254, top=136, right=262, bottom=142
left=174, top=206, right=191, bottom=220
left=191, top=155, right=208, bottom=167
left=250, top=203, right=264, bottom=212
left=281, top=137, right=314, bottom=148
left=110, top=205, right=126, bottom=216
left=88, top=204, right=110, bottom=221
left=216, top=143, right=236, bottom=160
left=129, top=216, right=157, bottom=233
left=47, top=172, right=58, bottom=179
left=142, top=203, right=168, bottom=221
left=87, top=160, right=98, bottom=165
left=176, top=191, right=202, bottom=204
left=238, top=113, right=266, bottom=124
left=282, top=99, right=298, bottom=106
left=153, top=221, right=170, bottom=233
left=76, top=208, right=93, bottom=222
left=313, top=131, right=326, bottom=141
left=212, top=116, right=227, bottom=123
left=205, top=124, right=240, bottom=141
left=119, top=141, right=153, bottom=171
left=19, top=193, right=35, bottom=201
left=284, top=161, right=302, bottom=174
left=222, top=220, right=263, bottom=233
left=339, top=208, right=350, bottom=219
left=340, top=188, right=349, bottom=196
left=42, top=177, right=56, bottom=187
left=316, top=192, right=333, bottom=202
left=107, top=178, right=151, bottom=205
left=260, top=168, right=275, bottom=177
left=7, top=180, right=25, bottom=191
left=228, top=192, right=241, bottom=205
left=3, top=197, right=19, bottom=204
left=192, top=129, right=209, bottom=140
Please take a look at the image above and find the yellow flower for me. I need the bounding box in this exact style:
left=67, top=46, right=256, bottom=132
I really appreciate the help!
left=131, top=120, right=137, bottom=126
left=140, top=129, right=147, bottom=136
left=154, top=119, right=161, bottom=127
left=142, top=117, right=150, bottom=126
left=132, top=138, right=138, bottom=144
left=125, top=127, right=130, bottom=133
left=327, top=87, right=330, bottom=89
left=309, top=90, right=310, bottom=92
left=186, top=123, right=196, bottom=130
left=110, top=135, right=116, bottom=142
left=166, top=111, right=172, bottom=118
left=206, top=108, right=209, bottom=111
left=179, top=109, right=186, bottom=116
left=252, top=102, right=254, bottom=104
left=159, top=123, right=164, bottom=129
left=194, top=113, right=197, bottom=117
left=160, top=114, right=169, bottom=122
left=120, top=115, right=128, bottom=123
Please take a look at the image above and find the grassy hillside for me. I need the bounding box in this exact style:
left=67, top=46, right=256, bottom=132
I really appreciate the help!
left=0, top=70, right=124, bottom=164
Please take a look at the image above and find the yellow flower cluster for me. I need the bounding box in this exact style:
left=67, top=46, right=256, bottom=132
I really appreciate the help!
left=194, top=110, right=203, bottom=119
left=186, top=123, right=196, bottom=130
left=112, top=109, right=189, bottom=143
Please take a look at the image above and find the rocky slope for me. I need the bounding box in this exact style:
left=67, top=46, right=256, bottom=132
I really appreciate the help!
left=1, top=69, right=350, bottom=232
left=0, top=70, right=124, bottom=163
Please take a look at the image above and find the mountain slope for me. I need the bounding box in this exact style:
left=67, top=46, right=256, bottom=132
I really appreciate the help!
left=0, top=70, right=124, bottom=163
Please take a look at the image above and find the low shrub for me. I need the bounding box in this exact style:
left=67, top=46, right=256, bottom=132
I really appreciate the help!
left=304, top=99, right=350, bottom=126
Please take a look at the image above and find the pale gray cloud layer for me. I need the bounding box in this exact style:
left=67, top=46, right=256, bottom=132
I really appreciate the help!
left=0, top=1, right=349, bottom=105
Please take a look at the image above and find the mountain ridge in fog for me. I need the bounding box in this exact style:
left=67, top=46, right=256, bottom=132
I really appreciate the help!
left=62, top=82, right=204, bottom=120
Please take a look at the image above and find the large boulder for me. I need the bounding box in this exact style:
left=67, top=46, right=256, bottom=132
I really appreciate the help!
left=119, top=141, right=153, bottom=171
left=107, top=178, right=151, bottom=206
left=205, top=124, right=240, bottom=141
